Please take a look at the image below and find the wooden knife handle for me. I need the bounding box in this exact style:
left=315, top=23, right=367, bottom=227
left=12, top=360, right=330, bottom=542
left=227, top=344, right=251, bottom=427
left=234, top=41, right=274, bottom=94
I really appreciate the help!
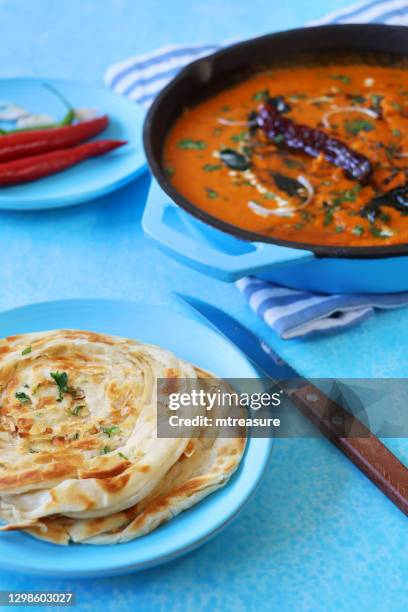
left=290, top=383, right=408, bottom=515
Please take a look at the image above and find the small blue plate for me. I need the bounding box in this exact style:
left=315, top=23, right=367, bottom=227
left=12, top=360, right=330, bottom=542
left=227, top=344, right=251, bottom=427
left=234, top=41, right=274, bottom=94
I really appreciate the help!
left=0, top=298, right=272, bottom=577
left=0, top=78, right=146, bottom=210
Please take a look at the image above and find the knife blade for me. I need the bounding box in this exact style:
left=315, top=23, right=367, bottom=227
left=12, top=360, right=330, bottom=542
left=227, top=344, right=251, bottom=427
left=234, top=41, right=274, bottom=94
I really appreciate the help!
left=175, top=293, right=296, bottom=380
left=175, top=292, right=408, bottom=516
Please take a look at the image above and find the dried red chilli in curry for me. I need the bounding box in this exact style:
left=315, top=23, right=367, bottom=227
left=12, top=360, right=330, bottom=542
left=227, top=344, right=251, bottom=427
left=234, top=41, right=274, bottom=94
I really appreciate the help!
left=256, top=100, right=372, bottom=183
left=0, top=139, right=126, bottom=186
left=0, top=115, right=109, bottom=163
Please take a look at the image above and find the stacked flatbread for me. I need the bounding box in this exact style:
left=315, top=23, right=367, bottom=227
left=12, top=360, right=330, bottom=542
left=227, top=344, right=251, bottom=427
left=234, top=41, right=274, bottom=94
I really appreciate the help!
left=0, top=330, right=245, bottom=545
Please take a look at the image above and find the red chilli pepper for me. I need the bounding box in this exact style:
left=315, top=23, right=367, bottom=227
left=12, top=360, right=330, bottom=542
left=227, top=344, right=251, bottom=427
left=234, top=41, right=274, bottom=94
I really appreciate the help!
left=0, top=140, right=126, bottom=186
left=0, top=116, right=109, bottom=163
left=256, top=101, right=372, bottom=183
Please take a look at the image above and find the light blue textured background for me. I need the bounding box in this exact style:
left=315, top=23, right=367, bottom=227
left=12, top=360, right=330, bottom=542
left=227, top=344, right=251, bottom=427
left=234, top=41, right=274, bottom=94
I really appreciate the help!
left=0, top=1, right=408, bottom=611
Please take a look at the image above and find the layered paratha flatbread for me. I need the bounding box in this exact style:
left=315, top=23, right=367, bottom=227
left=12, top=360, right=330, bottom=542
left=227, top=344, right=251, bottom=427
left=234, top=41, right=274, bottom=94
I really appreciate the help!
left=0, top=331, right=245, bottom=544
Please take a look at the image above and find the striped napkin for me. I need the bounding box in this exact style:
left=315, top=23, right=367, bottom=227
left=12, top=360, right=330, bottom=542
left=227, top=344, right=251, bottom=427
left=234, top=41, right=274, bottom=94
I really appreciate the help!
left=105, top=0, right=408, bottom=339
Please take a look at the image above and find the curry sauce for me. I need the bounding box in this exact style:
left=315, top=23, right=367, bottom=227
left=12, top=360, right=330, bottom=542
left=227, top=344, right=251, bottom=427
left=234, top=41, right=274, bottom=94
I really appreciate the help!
left=164, top=63, right=408, bottom=247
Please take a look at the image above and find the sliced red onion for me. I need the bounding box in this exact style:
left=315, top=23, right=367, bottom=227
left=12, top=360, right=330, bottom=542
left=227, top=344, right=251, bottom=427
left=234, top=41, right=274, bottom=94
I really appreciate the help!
left=322, top=106, right=378, bottom=129
left=248, top=200, right=295, bottom=217
left=217, top=117, right=257, bottom=127
left=296, top=174, right=314, bottom=207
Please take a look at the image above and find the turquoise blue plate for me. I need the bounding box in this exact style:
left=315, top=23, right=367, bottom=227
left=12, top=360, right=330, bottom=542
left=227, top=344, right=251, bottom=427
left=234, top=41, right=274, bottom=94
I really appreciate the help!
left=0, top=299, right=272, bottom=577
left=0, top=78, right=146, bottom=210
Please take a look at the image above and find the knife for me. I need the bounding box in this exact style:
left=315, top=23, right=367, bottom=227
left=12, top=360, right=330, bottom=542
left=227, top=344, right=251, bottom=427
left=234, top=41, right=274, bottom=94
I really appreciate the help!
left=175, top=292, right=408, bottom=516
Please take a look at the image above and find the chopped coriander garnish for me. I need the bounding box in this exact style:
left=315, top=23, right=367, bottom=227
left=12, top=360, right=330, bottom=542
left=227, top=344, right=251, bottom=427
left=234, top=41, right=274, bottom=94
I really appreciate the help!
left=21, top=346, right=32, bottom=356
left=241, top=145, right=253, bottom=158
left=392, top=128, right=402, bottom=138
left=205, top=187, right=218, bottom=199
left=15, top=391, right=31, bottom=405
left=323, top=206, right=335, bottom=227
left=300, top=210, right=313, bottom=222
left=274, top=134, right=285, bottom=144
left=330, top=74, right=351, bottom=84
left=71, top=432, right=80, bottom=440
left=263, top=192, right=276, bottom=200
left=50, top=371, right=69, bottom=402
left=118, top=452, right=129, bottom=461
left=177, top=139, right=206, bottom=150
left=29, top=447, right=39, bottom=454
left=203, top=163, right=222, bottom=172
left=379, top=212, right=391, bottom=223
left=252, top=89, right=270, bottom=101
left=71, top=405, right=85, bottom=416
left=370, top=93, right=383, bottom=111
left=282, top=158, right=304, bottom=169
left=344, top=118, right=374, bottom=135
left=331, top=185, right=362, bottom=205
left=370, top=226, right=389, bottom=238
left=230, top=131, right=248, bottom=143
left=352, top=225, right=364, bottom=237
left=165, top=165, right=175, bottom=177
left=101, top=445, right=111, bottom=455
left=289, top=93, right=307, bottom=101
left=102, top=425, right=120, bottom=438
left=335, top=226, right=345, bottom=233
left=351, top=94, right=366, bottom=104
left=220, top=104, right=231, bottom=112
left=385, top=143, right=399, bottom=162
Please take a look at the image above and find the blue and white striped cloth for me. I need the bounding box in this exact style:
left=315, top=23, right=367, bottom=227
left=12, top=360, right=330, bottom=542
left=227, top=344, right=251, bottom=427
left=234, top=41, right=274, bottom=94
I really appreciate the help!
left=105, top=0, right=408, bottom=339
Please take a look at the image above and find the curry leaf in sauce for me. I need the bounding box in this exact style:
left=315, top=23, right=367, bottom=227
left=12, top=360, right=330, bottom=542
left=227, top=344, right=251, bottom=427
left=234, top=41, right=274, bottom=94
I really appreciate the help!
left=330, top=74, right=351, bottom=84
left=344, top=118, right=374, bottom=135
left=220, top=149, right=250, bottom=171
left=350, top=94, right=366, bottom=105
left=177, top=139, right=206, bottom=150
left=267, top=95, right=291, bottom=113
left=361, top=183, right=408, bottom=223
left=270, top=172, right=304, bottom=198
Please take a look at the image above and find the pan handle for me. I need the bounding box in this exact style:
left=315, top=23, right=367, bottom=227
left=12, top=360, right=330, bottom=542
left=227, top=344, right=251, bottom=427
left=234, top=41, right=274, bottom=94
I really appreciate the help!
left=142, top=180, right=314, bottom=282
